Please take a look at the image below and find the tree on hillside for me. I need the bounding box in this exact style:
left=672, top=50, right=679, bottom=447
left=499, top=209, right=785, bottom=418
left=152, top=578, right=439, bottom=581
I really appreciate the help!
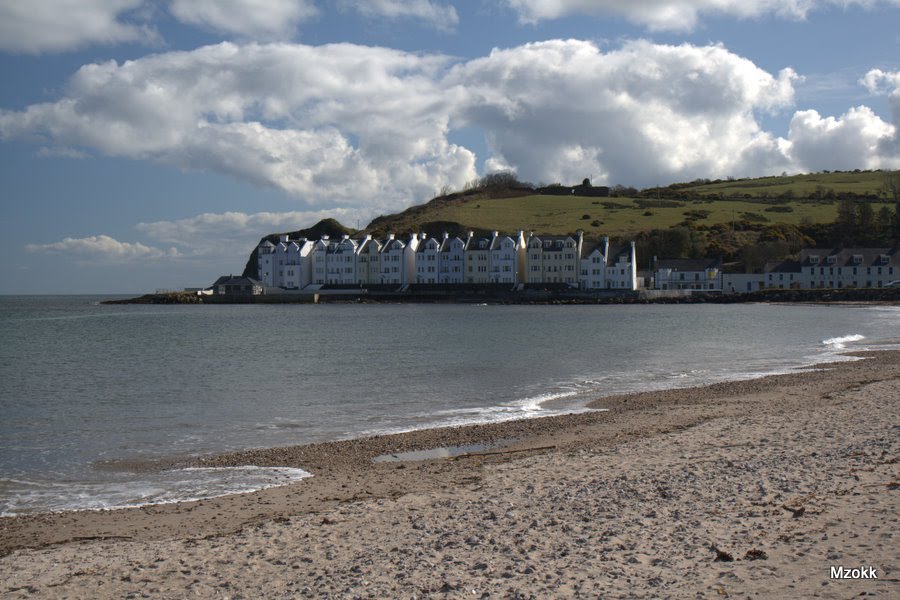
left=882, top=170, right=899, bottom=202
left=479, top=171, right=522, bottom=190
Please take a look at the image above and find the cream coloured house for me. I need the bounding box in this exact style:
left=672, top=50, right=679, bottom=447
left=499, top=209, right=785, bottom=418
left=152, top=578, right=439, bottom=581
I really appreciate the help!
left=526, top=232, right=583, bottom=286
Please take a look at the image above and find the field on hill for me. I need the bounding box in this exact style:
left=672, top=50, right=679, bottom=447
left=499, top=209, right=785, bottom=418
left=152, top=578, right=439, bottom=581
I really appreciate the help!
left=675, top=171, right=889, bottom=198
left=376, top=194, right=894, bottom=237
left=364, top=171, right=898, bottom=237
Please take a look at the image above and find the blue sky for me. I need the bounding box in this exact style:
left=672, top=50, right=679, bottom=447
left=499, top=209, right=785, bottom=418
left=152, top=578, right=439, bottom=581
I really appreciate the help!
left=1, top=0, right=898, bottom=294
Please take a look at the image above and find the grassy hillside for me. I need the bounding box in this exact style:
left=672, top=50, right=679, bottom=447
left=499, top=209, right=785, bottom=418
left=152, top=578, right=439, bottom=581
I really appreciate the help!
left=664, top=170, right=891, bottom=199
left=364, top=171, right=898, bottom=237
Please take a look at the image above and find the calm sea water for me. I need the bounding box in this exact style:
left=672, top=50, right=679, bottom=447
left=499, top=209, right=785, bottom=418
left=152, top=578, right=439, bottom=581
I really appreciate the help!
left=2, top=296, right=899, bottom=515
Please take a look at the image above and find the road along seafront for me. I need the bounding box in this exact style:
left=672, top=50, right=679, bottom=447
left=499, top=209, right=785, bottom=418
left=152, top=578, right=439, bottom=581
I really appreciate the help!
left=1, top=351, right=898, bottom=598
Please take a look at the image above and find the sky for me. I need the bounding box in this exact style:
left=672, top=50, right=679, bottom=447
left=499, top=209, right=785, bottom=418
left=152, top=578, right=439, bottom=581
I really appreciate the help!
left=1, top=1, right=899, bottom=294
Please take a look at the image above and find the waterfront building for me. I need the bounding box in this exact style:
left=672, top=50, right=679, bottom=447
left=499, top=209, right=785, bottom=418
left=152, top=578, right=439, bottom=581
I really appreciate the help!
left=256, top=236, right=314, bottom=289
left=326, top=235, right=359, bottom=285
left=653, top=258, right=722, bottom=291
left=489, top=231, right=527, bottom=284
left=465, top=233, right=493, bottom=284
left=439, top=234, right=467, bottom=284
left=309, top=237, right=331, bottom=286
left=526, top=231, right=584, bottom=286
left=379, top=233, right=420, bottom=285
left=356, top=236, right=382, bottom=285
left=773, top=247, right=899, bottom=289
left=415, top=235, right=442, bottom=284
left=605, top=242, right=640, bottom=290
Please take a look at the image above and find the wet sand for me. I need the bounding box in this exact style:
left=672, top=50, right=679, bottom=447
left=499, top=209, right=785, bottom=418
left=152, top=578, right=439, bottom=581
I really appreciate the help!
left=1, top=351, right=898, bottom=598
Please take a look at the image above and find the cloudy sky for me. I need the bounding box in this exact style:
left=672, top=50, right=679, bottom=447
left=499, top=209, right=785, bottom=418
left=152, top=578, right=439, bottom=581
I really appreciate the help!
left=1, top=1, right=899, bottom=293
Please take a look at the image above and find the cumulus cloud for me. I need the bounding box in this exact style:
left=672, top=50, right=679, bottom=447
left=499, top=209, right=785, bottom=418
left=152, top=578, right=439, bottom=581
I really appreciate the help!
left=339, top=0, right=459, bottom=31
left=860, top=69, right=900, bottom=95
left=1, top=38, right=897, bottom=198
left=0, top=0, right=157, bottom=53
left=447, top=39, right=799, bottom=186
left=502, top=0, right=900, bottom=31
left=0, top=42, right=477, bottom=212
left=25, top=235, right=178, bottom=263
left=169, top=0, right=317, bottom=39
left=136, top=209, right=355, bottom=256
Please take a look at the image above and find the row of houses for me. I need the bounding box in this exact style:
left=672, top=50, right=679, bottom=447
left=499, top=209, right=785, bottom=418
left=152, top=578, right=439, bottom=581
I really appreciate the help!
left=256, top=231, right=640, bottom=291
left=250, top=233, right=899, bottom=296
left=650, top=248, right=900, bottom=293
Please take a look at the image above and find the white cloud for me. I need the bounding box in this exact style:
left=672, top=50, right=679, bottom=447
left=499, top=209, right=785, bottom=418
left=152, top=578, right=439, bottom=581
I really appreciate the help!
left=860, top=68, right=900, bottom=96
left=169, top=0, right=318, bottom=39
left=136, top=209, right=356, bottom=257
left=785, top=106, right=898, bottom=171
left=1, top=38, right=897, bottom=200
left=339, top=0, right=459, bottom=31
left=502, top=1, right=900, bottom=32
left=25, top=235, right=178, bottom=263
left=447, top=39, right=799, bottom=186
left=0, top=42, right=477, bottom=213
left=0, top=0, right=157, bottom=53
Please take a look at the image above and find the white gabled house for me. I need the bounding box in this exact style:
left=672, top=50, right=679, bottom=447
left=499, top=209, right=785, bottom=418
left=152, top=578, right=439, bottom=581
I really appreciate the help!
left=379, top=234, right=420, bottom=285
left=606, top=242, right=639, bottom=290
left=326, top=235, right=359, bottom=285
left=257, top=235, right=314, bottom=289
left=439, top=233, right=466, bottom=284
left=415, top=234, right=441, bottom=284
left=309, top=237, right=331, bottom=286
left=490, top=231, right=526, bottom=284
left=579, top=237, right=609, bottom=290
left=578, top=237, right=639, bottom=290
left=356, top=236, right=382, bottom=285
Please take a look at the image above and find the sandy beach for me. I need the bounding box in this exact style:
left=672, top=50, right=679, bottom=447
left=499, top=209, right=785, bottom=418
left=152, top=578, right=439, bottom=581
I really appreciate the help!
left=1, top=351, right=898, bottom=598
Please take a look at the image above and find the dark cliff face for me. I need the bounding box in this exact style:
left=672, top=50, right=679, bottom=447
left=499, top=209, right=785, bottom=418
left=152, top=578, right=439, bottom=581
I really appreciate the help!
left=241, top=218, right=354, bottom=278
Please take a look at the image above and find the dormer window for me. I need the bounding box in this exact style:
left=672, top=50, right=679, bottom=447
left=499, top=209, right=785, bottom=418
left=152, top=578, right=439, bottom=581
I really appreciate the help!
left=880, top=255, right=890, bottom=265
left=853, top=255, right=863, bottom=265
left=826, top=256, right=836, bottom=265
left=809, top=255, right=819, bottom=265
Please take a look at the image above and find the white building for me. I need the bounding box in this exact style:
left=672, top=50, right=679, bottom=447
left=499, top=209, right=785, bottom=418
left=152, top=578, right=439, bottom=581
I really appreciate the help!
left=770, top=248, right=899, bottom=289
left=605, top=242, right=639, bottom=290
left=579, top=238, right=639, bottom=290
left=326, top=235, right=359, bottom=285
left=415, top=235, right=441, bottom=284
left=439, top=234, right=467, bottom=284
left=653, top=258, right=722, bottom=291
left=309, top=237, right=330, bottom=286
left=379, top=234, right=420, bottom=285
left=356, top=236, right=382, bottom=285
left=489, top=231, right=526, bottom=284
left=256, top=235, right=314, bottom=289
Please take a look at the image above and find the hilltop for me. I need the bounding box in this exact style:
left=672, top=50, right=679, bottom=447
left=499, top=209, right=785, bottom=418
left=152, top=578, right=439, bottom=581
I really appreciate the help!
left=242, top=170, right=899, bottom=278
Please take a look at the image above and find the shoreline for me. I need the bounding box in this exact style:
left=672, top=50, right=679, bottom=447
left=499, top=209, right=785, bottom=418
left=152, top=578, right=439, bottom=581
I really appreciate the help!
left=2, top=350, right=898, bottom=596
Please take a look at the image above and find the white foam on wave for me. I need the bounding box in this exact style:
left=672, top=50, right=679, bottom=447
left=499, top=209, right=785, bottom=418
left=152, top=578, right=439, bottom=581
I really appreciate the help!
left=822, top=334, right=866, bottom=349
left=0, top=466, right=312, bottom=517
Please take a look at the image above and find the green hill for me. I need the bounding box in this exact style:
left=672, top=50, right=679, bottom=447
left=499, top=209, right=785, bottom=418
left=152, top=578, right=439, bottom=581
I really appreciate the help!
left=362, top=170, right=898, bottom=237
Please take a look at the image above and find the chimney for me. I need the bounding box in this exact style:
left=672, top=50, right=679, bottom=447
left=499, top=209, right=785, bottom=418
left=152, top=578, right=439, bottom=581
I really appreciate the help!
left=443, top=232, right=449, bottom=240
left=467, top=231, right=474, bottom=239
left=279, top=234, right=289, bottom=243
left=342, top=234, right=349, bottom=240
left=388, top=233, right=395, bottom=240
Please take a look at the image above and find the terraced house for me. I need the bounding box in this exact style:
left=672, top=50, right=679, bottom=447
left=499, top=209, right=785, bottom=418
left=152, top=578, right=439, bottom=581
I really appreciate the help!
left=526, top=232, right=584, bottom=286
left=766, top=248, right=900, bottom=289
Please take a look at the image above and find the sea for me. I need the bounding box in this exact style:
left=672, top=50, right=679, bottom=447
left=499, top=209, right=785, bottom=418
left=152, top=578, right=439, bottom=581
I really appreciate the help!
left=1, top=296, right=899, bottom=516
